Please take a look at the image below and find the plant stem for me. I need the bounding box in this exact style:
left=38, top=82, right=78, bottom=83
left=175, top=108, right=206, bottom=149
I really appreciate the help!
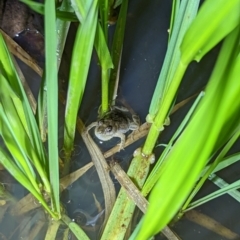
left=63, top=0, right=98, bottom=161
left=62, top=214, right=90, bottom=240
left=142, top=62, right=187, bottom=155
left=142, top=91, right=204, bottom=196
left=99, top=0, right=109, bottom=40
left=179, top=125, right=240, bottom=216
left=101, top=68, right=109, bottom=114
left=108, top=0, right=128, bottom=103
left=101, top=153, right=151, bottom=239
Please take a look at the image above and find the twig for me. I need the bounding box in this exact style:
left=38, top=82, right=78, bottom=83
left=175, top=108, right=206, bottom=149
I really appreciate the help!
left=109, top=161, right=148, bottom=213
left=1, top=29, right=43, bottom=76
left=76, top=119, right=116, bottom=229
left=185, top=210, right=240, bottom=240
left=110, top=161, right=181, bottom=240
left=104, top=122, right=151, bottom=158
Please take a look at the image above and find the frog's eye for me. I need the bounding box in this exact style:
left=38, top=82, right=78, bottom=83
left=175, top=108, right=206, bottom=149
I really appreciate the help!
left=106, top=125, right=112, bottom=132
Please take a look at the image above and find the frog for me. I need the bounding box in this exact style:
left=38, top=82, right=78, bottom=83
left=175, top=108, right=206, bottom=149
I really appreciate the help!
left=86, top=106, right=140, bottom=151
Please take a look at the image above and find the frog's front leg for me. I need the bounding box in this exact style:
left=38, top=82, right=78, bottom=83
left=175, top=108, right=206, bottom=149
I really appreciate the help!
left=129, top=114, right=140, bottom=131
left=113, top=132, right=126, bottom=151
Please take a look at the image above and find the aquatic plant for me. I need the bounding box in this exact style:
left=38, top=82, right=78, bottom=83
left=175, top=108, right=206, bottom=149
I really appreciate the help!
left=0, top=0, right=239, bottom=239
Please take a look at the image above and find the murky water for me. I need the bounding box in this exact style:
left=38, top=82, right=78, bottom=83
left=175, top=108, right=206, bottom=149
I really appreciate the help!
left=1, top=0, right=240, bottom=239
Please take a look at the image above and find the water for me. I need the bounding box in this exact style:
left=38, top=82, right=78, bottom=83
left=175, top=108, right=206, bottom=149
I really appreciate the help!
left=1, top=0, right=240, bottom=239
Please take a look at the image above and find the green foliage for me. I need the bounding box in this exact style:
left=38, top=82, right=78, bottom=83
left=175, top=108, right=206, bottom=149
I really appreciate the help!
left=180, top=125, right=240, bottom=214
left=142, top=92, right=205, bottom=196
left=44, top=0, right=60, bottom=214
left=1, top=0, right=240, bottom=239
left=0, top=34, right=56, bottom=217
left=99, top=0, right=109, bottom=40
left=63, top=0, right=98, bottom=159
left=101, top=153, right=150, bottom=239
left=181, top=0, right=240, bottom=63
left=108, top=0, right=128, bottom=104
left=148, top=0, right=200, bottom=120
left=62, top=214, right=90, bottom=240
left=94, top=24, right=114, bottom=115
left=20, top=0, right=78, bottom=21
left=137, top=25, right=240, bottom=239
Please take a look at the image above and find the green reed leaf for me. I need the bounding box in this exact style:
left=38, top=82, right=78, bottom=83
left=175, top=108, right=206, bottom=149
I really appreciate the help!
left=64, top=0, right=98, bottom=159
left=137, top=26, right=240, bottom=240
left=20, top=0, right=78, bottom=22
left=44, top=0, right=60, bottom=214
left=108, top=0, right=128, bottom=105
left=99, top=0, right=109, bottom=40
left=181, top=0, right=240, bottom=63
left=148, top=0, right=199, bottom=120
left=62, top=214, right=90, bottom=240
left=180, top=125, right=240, bottom=215
left=0, top=33, right=47, bottom=170
left=0, top=148, right=57, bottom=219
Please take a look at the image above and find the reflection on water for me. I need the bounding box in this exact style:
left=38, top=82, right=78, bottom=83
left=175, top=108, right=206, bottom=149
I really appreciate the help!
left=14, top=30, right=45, bottom=68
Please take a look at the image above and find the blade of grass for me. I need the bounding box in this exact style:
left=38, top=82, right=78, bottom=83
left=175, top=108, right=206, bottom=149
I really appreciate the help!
left=77, top=119, right=116, bottom=229
left=65, top=0, right=114, bottom=116
left=137, top=26, right=240, bottom=239
left=56, top=0, right=73, bottom=69
left=181, top=0, right=240, bottom=63
left=0, top=29, right=43, bottom=77
left=108, top=0, right=128, bottom=105
left=184, top=210, right=240, bottom=240
left=99, top=0, right=109, bottom=40
left=208, top=173, right=240, bottom=203
left=101, top=153, right=151, bottom=240
left=63, top=0, right=98, bottom=161
left=44, top=0, right=60, bottom=214
left=0, top=75, right=52, bottom=193
left=186, top=178, right=240, bottom=211
left=94, top=24, right=114, bottom=115
left=45, top=220, right=61, bottom=240
left=0, top=148, right=56, bottom=218
left=62, top=214, right=90, bottom=240
left=148, top=0, right=199, bottom=120
left=209, top=153, right=240, bottom=174
left=10, top=162, right=93, bottom=216
left=179, top=125, right=240, bottom=215
left=145, top=0, right=240, bottom=157
left=37, top=0, right=72, bottom=142
left=0, top=33, right=47, bottom=171
left=142, top=91, right=205, bottom=196
left=168, top=0, right=180, bottom=40
left=113, top=0, right=122, bottom=8
left=20, top=0, right=78, bottom=22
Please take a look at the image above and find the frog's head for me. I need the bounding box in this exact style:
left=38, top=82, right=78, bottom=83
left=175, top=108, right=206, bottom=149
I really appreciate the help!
left=94, top=120, right=117, bottom=141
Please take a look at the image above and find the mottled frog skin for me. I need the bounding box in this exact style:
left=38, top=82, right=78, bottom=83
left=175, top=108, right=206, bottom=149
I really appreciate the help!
left=87, top=106, right=140, bottom=151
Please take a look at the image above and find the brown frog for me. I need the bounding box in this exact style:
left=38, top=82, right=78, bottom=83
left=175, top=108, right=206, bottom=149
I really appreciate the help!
left=86, top=106, right=140, bottom=151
